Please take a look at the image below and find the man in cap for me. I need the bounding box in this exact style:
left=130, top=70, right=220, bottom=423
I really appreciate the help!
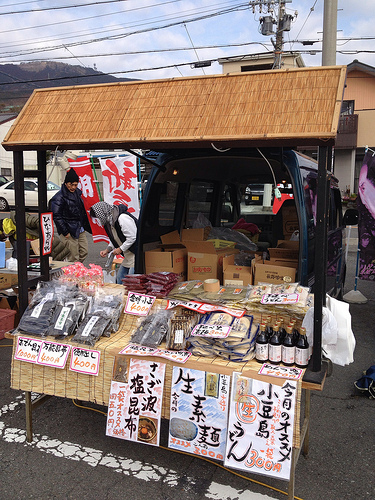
left=50, top=168, right=91, bottom=262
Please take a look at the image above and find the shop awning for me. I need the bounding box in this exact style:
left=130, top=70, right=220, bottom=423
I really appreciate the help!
left=2, top=65, right=346, bottom=151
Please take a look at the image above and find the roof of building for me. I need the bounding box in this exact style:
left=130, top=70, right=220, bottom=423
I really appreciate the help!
left=0, top=113, right=18, bottom=125
left=2, top=65, right=346, bottom=151
left=347, top=60, right=375, bottom=76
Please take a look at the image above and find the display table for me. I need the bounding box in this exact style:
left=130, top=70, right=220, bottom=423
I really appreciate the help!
left=7, top=304, right=326, bottom=500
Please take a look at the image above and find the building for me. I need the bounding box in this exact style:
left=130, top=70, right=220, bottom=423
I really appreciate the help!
left=218, top=51, right=305, bottom=73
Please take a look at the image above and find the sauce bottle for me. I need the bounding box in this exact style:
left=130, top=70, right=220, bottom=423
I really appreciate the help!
left=255, top=322, right=269, bottom=363
left=295, top=327, right=309, bottom=368
left=281, top=325, right=295, bottom=366
left=268, top=321, right=282, bottom=365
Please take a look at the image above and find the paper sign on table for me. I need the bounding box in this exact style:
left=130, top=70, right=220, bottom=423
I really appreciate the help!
left=14, top=336, right=43, bottom=363
left=166, top=299, right=244, bottom=318
left=37, top=340, right=71, bottom=369
left=168, top=366, right=230, bottom=461
left=106, top=358, right=166, bottom=446
left=119, top=344, right=191, bottom=363
left=225, top=373, right=297, bottom=480
left=259, top=363, right=303, bottom=380
left=70, top=347, right=101, bottom=376
left=125, top=292, right=156, bottom=316
left=191, top=323, right=231, bottom=338
left=261, top=293, right=299, bottom=305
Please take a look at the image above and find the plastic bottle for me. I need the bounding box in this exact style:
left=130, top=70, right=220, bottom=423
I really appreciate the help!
left=255, top=322, right=269, bottom=363
left=281, top=324, right=295, bottom=366
left=295, top=326, right=309, bottom=368
left=268, top=321, right=282, bottom=364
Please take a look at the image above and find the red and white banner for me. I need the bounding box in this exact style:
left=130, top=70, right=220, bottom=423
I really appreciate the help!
left=99, top=155, right=140, bottom=217
left=67, top=156, right=109, bottom=244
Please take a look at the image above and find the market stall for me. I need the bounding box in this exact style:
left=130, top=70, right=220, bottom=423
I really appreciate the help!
left=2, top=65, right=346, bottom=498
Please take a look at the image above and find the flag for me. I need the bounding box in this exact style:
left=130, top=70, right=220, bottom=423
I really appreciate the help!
left=99, top=155, right=140, bottom=217
left=67, top=156, right=109, bottom=244
left=357, top=151, right=375, bottom=280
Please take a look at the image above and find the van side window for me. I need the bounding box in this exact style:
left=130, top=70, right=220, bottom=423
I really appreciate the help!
left=187, top=181, right=214, bottom=227
left=159, top=181, right=179, bottom=227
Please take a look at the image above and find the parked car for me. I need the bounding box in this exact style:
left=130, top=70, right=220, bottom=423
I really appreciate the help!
left=0, top=175, right=9, bottom=186
left=0, top=179, right=60, bottom=211
left=244, top=183, right=264, bottom=205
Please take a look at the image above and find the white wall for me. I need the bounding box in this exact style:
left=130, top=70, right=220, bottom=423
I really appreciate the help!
left=334, top=149, right=356, bottom=195
left=0, top=119, right=38, bottom=177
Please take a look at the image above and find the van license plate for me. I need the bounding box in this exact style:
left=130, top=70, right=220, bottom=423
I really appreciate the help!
left=252, top=196, right=259, bottom=201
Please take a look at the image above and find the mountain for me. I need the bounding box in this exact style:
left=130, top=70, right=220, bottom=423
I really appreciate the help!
left=0, top=61, right=137, bottom=112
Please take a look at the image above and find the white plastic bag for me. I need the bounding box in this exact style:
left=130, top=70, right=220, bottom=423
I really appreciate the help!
left=302, top=295, right=356, bottom=366
left=6, top=257, right=17, bottom=271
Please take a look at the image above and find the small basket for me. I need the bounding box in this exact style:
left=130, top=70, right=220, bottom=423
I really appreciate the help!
left=0, top=308, right=17, bottom=339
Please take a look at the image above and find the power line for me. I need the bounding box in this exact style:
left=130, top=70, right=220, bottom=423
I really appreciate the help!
left=0, top=0, right=129, bottom=17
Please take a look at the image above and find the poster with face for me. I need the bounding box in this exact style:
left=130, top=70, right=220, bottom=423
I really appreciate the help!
left=358, top=151, right=375, bottom=280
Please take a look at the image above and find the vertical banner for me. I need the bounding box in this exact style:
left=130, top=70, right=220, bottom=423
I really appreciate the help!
left=67, top=156, right=109, bottom=244
left=168, top=367, right=230, bottom=461
left=106, top=358, right=166, bottom=446
left=99, top=155, right=140, bottom=217
left=40, top=212, right=54, bottom=255
left=225, top=373, right=297, bottom=480
left=358, top=151, right=375, bottom=280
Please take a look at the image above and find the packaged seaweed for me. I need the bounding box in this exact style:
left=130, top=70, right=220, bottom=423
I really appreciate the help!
left=48, top=294, right=88, bottom=338
left=72, top=311, right=112, bottom=346
left=16, top=298, right=58, bottom=337
left=130, top=310, right=172, bottom=347
left=89, top=286, right=125, bottom=334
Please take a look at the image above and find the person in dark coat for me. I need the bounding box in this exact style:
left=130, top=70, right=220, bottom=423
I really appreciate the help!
left=50, top=168, right=91, bottom=262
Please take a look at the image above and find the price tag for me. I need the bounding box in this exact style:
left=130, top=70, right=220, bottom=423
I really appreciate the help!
left=191, top=323, right=231, bottom=338
left=166, top=299, right=203, bottom=311
left=153, top=349, right=191, bottom=363
left=259, top=363, right=303, bottom=380
left=261, top=293, right=299, bottom=305
left=125, top=292, right=156, bottom=316
left=198, top=303, right=245, bottom=317
left=14, top=336, right=43, bottom=363
left=37, top=341, right=71, bottom=369
left=119, top=344, right=158, bottom=356
left=70, top=347, right=101, bottom=376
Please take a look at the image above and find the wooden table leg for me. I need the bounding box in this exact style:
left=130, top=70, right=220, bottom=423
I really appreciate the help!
left=303, top=389, right=311, bottom=457
left=25, top=391, right=33, bottom=443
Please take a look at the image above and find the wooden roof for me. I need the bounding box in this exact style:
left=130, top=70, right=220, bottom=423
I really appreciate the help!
left=2, top=65, right=346, bottom=151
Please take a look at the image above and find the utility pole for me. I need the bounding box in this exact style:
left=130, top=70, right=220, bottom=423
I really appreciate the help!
left=322, top=0, right=338, bottom=66
left=254, top=1, right=296, bottom=69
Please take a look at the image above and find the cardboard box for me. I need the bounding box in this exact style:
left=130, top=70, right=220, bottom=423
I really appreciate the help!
left=184, top=240, right=238, bottom=281
left=223, top=254, right=253, bottom=286
left=282, top=205, right=299, bottom=239
left=254, top=262, right=296, bottom=285
left=0, top=272, right=18, bottom=290
left=269, top=257, right=298, bottom=269
left=145, top=247, right=187, bottom=279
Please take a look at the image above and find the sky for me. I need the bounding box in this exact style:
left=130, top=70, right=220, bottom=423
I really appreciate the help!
left=0, top=0, right=374, bottom=81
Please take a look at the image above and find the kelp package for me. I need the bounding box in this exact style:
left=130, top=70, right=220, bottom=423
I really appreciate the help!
left=131, top=310, right=172, bottom=347
left=16, top=281, right=79, bottom=337
left=89, top=286, right=125, bottom=334
left=48, top=294, right=88, bottom=339
left=72, top=311, right=112, bottom=346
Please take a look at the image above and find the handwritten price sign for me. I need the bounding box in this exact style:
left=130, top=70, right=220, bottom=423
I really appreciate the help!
left=191, top=323, right=231, bottom=339
left=261, top=293, right=299, bottom=305
left=125, top=292, right=156, bottom=316
left=70, top=347, right=101, bottom=376
left=14, top=336, right=43, bottom=363
left=37, top=341, right=71, bottom=369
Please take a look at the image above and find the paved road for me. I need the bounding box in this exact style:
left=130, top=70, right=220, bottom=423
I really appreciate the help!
left=0, top=232, right=374, bottom=500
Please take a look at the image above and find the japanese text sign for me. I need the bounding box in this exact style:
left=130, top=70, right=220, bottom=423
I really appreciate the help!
left=259, top=363, right=303, bottom=380
left=99, top=155, right=139, bottom=217
left=106, top=358, right=166, bottom=446
left=125, top=292, right=156, bottom=316
left=168, top=367, right=230, bottom=461
left=14, top=336, right=43, bottom=363
left=70, top=347, right=101, bottom=376
left=166, top=299, right=244, bottom=318
left=261, top=293, right=299, bottom=305
left=119, top=344, right=192, bottom=364
left=37, top=340, right=71, bottom=369
left=191, top=323, right=231, bottom=339
left=40, top=212, right=54, bottom=255
left=225, top=374, right=297, bottom=480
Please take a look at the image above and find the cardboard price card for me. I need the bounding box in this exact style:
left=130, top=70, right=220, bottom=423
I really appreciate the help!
left=166, top=299, right=203, bottom=312
left=70, top=347, right=101, bottom=376
left=125, top=292, right=156, bottom=316
left=106, top=358, right=166, bottom=446
left=261, top=293, right=299, bottom=305
left=37, top=341, right=71, bottom=369
left=14, top=336, right=43, bottom=363
left=191, top=323, right=231, bottom=339
left=198, top=303, right=245, bottom=318
left=168, top=367, right=230, bottom=461
left=225, top=374, right=297, bottom=480
left=119, top=344, right=158, bottom=357
left=153, top=349, right=192, bottom=364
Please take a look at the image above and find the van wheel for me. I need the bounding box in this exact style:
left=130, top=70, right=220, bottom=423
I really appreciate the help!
left=0, top=197, right=9, bottom=211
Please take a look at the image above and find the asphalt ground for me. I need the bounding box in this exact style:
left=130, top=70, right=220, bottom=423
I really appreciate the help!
left=0, top=230, right=374, bottom=500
